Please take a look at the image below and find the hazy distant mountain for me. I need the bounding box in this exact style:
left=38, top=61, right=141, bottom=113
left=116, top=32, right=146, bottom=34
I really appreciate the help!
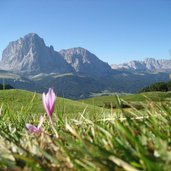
left=60, top=47, right=112, bottom=76
left=111, top=58, right=171, bottom=72
left=0, top=33, right=73, bottom=75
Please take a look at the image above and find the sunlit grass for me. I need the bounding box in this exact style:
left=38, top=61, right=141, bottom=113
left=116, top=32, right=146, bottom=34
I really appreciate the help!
left=0, top=90, right=171, bottom=170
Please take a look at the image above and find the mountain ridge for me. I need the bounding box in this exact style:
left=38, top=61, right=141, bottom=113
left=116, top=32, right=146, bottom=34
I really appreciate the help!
left=111, top=58, right=171, bottom=72
left=59, top=47, right=112, bottom=76
left=0, top=33, right=112, bottom=76
left=1, top=33, right=171, bottom=75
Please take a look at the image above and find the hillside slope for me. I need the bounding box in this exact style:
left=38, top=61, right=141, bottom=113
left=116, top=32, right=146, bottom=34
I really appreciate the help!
left=80, top=91, right=171, bottom=108
left=0, top=89, right=107, bottom=116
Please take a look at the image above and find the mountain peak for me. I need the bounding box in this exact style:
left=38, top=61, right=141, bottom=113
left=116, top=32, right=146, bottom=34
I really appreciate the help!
left=25, top=32, right=39, bottom=37
left=21, top=33, right=45, bottom=46
left=60, top=47, right=89, bottom=54
left=59, top=47, right=112, bottom=75
left=0, top=33, right=72, bottom=75
left=144, top=58, right=156, bottom=62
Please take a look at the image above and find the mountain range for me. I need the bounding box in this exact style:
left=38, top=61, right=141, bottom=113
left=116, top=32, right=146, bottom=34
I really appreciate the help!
left=111, top=58, right=171, bottom=72
left=0, top=33, right=112, bottom=76
left=0, top=33, right=170, bottom=99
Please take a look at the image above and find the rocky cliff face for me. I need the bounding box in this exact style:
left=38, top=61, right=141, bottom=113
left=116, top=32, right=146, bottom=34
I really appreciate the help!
left=111, top=58, right=171, bottom=72
left=0, top=33, right=112, bottom=76
left=0, top=33, right=73, bottom=75
left=60, top=47, right=112, bottom=76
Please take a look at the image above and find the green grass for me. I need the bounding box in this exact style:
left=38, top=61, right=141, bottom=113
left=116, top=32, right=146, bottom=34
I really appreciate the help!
left=1, top=89, right=171, bottom=170
left=0, top=89, right=108, bottom=118
left=80, top=91, right=171, bottom=109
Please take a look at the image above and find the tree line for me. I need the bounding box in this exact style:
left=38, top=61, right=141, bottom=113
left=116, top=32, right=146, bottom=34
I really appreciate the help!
left=139, top=81, right=171, bottom=93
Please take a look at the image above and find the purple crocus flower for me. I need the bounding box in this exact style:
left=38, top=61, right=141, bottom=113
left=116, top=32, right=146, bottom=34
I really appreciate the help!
left=42, top=88, right=56, bottom=124
left=26, top=115, right=44, bottom=133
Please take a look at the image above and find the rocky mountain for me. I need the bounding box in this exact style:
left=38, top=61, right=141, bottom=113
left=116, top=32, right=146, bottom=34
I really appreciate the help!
left=59, top=47, right=112, bottom=76
left=0, top=33, right=73, bottom=75
left=111, top=58, right=171, bottom=72
left=0, top=33, right=112, bottom=77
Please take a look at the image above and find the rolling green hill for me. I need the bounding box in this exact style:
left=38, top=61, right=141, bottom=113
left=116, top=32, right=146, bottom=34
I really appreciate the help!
left=80, top=91, right=171, bottom=109
left=1, top=89, right=170, bottom=114
left=0, top=89, right=108, bottom=118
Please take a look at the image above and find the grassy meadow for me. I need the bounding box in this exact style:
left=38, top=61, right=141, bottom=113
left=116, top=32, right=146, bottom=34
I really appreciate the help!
left=1, top=89, right=171, bottom=170
left=0, top=89, right=107, bottom=118
left=81, top=91, right=171, bottom=110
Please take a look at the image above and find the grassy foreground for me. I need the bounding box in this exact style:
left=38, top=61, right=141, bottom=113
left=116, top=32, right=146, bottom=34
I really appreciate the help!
left=0, top=90, right=171, bottom=170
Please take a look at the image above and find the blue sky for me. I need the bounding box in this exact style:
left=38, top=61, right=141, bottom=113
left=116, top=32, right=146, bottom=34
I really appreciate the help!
left=0, top=0, right=171, bottom=64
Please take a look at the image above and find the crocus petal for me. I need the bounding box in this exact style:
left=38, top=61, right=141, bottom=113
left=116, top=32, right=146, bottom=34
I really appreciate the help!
left=26, top=123, right=39, bottom=133
left=48, top=88, right=56, bottom=108
left=42, top=88, right=56, bottom=120
left=37, top=115, right=44, bottom=129
left=42, top=93, right=50, bottom=116
left=46, top=88, right=56, bottom=115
